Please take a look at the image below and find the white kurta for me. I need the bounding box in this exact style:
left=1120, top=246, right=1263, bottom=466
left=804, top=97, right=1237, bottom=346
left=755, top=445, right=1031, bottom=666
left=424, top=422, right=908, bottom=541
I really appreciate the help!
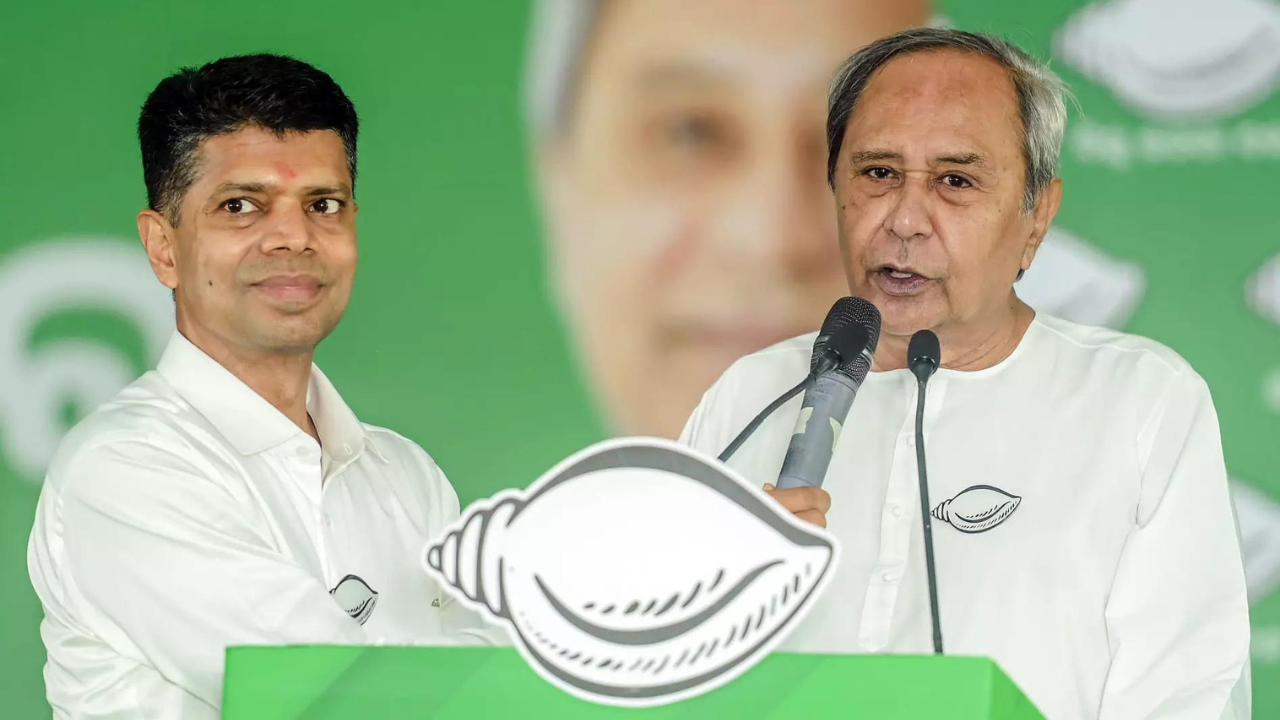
left=28, top=332, right=498, bottom=719
left=680, top=313, right=1250, bottom=720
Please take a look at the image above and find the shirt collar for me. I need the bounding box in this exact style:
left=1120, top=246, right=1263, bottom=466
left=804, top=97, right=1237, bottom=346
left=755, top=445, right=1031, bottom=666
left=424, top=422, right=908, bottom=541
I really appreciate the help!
left=156, top=330, right=385, bottom=463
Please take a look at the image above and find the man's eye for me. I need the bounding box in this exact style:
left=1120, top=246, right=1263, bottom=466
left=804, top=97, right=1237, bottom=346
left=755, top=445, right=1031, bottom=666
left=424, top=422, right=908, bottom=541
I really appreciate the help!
left=661, top=115, right=726, bottom=150
left=221, top=198, right=259, bottom=214
left=941, top=174, right=972, bottom=189
left=864, top=167, right=895, bottom=180
left=311, top=198, right=344, bottom=215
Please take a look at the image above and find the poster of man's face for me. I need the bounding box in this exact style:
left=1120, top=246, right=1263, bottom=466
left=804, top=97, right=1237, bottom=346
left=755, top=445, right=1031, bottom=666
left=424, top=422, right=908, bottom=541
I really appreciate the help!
left=531, top=0, right=932, bottom=439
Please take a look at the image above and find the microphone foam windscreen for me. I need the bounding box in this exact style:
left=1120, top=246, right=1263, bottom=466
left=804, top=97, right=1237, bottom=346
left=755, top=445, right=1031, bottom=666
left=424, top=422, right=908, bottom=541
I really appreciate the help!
left=908, top=329, right=942, bottom=368
left=812, top=297, right=882, bottom=382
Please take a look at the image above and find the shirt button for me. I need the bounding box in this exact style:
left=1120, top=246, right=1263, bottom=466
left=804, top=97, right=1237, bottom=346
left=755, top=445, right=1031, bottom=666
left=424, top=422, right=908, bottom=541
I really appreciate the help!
left=324, top=512, right=334, bottom=529
left=890, top=505, right=904, bottom=519
left=906, top=433, right=917, bottom=447
left=882, top=571, right=899, bottom=583
left=342, top=443, right=353, bottom=456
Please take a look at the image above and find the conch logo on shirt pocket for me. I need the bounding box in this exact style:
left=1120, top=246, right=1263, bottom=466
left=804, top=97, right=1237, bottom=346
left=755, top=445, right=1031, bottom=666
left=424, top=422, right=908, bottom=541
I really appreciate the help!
left=330, top=574, right=379, bottom=625
left=932, top=485, right=1022, bottom=534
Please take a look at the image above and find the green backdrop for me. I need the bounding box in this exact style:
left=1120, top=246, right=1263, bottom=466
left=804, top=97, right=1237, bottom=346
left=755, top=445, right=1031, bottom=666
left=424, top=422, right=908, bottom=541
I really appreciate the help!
left=2, top=1, right=1276, bottom=717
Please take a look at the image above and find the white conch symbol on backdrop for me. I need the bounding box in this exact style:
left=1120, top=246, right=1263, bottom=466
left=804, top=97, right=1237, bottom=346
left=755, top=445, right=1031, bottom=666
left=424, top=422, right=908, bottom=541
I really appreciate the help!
left=1231, top=480, right=1280, bottom=604
left=932, top=485, right=1022, bottom=534
left=1055, top=0, right=1280, bottom=120
left=424, top=437, right=838, bottom=707
left=1017, top=227, right=1145, bottom=329
left=0, top=238, right=173, bottom=481
left=1248, top=253, right=1280, bottom=327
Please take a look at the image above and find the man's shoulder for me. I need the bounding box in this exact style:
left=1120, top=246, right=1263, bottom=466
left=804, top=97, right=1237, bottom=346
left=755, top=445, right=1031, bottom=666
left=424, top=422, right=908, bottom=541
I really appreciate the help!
left=47, top=371, right=221, bottom=489
left=358, top=424, right=460, bottom=521
left=360, top=424, right=445, bottom=475
left=1032, top=313, right=1202, bottom=389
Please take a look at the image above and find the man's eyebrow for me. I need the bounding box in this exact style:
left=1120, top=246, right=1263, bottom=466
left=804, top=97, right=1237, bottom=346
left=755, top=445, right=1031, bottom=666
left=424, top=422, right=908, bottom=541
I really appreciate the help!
left=633, top=61, right=733, bottom=90
left=846, top=150, right=992, bottom=169
left=303, top=185, right=351, bottom=198
left=935, top=152, right=988, bottom=168
left=209, top=182, right=351, bottom=198
left=212, top=182, right=269, bottom=194
left=846, top=150, right=902, bottom=164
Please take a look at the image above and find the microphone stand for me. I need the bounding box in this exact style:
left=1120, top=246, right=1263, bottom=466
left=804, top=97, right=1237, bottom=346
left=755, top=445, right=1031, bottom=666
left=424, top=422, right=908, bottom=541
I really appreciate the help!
left=913, top=374, right=944, bottom=655
left=718, top=375, right=813, bottom=462
left=909, top=330, right=944, bottom=655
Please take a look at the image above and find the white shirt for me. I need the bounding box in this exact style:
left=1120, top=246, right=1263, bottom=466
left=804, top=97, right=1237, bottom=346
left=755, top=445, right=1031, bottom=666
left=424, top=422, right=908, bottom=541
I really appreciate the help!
left=680, top=314, right=1251, bottom=720
left=28, top=332, right=498, bottom=719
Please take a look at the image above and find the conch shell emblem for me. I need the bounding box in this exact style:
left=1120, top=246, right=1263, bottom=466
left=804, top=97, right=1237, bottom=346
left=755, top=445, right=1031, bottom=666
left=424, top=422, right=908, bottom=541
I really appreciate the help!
left=330, top=574, right=378, bottom=625
left=932, top=485, right=1022, bottom=534
left=424, top=437, right=838, bottom=707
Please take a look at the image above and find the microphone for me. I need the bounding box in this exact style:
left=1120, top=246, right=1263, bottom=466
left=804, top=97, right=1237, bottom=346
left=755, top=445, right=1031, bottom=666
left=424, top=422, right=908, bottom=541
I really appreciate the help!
left=812, top=321, right=871, bottom=378
left=908, top=329, right=944, bottom=655
left=774, top=298, right=882, bottom=490
left=717, top=316, right=870, bottom=463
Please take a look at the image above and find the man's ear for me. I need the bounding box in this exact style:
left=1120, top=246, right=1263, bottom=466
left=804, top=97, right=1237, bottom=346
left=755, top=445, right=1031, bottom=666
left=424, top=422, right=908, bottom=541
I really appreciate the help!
left=137, top=209, right=180, bottom=292
left=1021, top=178, right=1063, bottom=274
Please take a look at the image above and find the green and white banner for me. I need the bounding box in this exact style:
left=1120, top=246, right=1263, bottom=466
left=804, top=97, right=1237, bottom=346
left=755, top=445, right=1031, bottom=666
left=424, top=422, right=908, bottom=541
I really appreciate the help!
left=1, top=1, right=1275, bottom=716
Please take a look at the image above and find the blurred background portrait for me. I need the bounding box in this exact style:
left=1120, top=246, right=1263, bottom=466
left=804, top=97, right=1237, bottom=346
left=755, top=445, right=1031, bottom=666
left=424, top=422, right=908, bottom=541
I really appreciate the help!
left=527, top=0, right=931, bottom=439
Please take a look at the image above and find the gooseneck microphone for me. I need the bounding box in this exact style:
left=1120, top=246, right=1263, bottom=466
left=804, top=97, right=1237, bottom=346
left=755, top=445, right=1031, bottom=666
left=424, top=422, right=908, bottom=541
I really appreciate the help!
left=774, top=298, right=882, bottom=490
left=909, top=329, right=944, bottom=655
left=717, top=305, right=871, bottom=463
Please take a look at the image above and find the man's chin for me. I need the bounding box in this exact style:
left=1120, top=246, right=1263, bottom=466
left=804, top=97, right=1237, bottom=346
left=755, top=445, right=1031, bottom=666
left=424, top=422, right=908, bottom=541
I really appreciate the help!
left=850, top=287, right=938, bottom=332
left=872, top=304, right=945, bottom=341
left=246, top=317, right=339, bottom=355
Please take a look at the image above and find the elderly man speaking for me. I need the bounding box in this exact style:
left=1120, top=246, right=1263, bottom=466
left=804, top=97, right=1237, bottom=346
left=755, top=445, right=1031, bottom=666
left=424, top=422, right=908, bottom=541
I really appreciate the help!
left=680, top=29, right=1250, bottom=720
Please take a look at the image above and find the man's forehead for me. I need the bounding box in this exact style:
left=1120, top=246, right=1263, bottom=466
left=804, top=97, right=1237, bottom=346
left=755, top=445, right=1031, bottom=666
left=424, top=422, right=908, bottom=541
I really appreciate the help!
left=193, top=128, right=349, bottom=187
left=199, top=127, right=344, bottom=159
left=589, top=0, right=933, bottom=91
left=858, top=50, right=1019, bottom=118
left=628, top=55, right=830, bottom=93
left=845, top=51, right=1022, bottom=160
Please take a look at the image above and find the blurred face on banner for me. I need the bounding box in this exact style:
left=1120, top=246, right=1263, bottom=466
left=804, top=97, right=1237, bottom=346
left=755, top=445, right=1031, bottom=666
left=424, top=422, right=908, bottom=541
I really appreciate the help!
left=539, top=0, right=932, bottom=438
left=832, top=50, right=1060, bottom=348
left=138, top=127, right=358, bottom=357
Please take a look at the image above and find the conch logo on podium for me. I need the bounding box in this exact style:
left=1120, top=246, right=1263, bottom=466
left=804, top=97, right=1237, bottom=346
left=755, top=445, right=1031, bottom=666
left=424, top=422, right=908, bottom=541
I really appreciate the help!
left=423, top=437, right=838, bottom=707
left=1056, top=0, right=1280, bottom=120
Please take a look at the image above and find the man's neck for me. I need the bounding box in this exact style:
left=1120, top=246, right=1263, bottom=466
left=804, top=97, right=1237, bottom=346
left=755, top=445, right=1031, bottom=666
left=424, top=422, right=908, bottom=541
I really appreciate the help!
left=177, top=324, right=319, bottom=440
left=872, top=298, right=1035, bottom=373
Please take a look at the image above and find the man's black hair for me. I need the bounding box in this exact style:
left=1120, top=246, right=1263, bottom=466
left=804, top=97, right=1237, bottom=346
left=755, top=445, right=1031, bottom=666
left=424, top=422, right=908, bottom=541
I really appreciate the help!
left=138, top=53, right=359, bottom=224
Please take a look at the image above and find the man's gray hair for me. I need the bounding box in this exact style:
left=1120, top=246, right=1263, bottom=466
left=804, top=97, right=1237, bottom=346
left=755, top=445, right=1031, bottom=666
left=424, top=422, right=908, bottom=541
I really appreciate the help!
left=826, top=28, right=1070, bottom=213
left=524, top=0, right=601, bottom=139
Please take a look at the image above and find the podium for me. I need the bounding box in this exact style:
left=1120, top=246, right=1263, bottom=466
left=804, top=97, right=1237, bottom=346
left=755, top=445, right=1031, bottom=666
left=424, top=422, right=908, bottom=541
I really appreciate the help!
left=222, top=646, right=1045, bottom=719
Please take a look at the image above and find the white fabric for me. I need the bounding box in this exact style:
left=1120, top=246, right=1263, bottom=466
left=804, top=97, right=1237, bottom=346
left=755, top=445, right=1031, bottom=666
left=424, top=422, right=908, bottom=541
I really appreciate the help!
left=680, top=314, right=1251, bottom=720
left=28, top=331, right=500, bottom=719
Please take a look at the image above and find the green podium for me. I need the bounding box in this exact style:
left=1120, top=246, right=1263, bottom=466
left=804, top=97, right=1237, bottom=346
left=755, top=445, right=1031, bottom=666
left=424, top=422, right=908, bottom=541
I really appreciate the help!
left=222, top=646, right=1045, bottom=719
